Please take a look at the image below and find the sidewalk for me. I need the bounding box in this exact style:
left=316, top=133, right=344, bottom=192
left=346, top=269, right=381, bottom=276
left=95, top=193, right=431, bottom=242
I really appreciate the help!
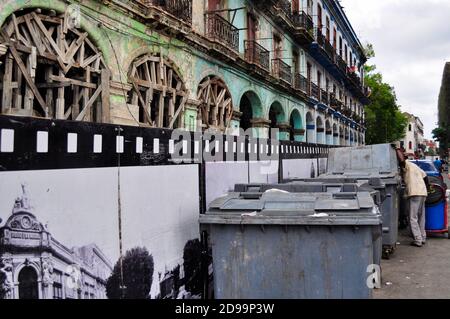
left=374, top=174, right=450, bottom=299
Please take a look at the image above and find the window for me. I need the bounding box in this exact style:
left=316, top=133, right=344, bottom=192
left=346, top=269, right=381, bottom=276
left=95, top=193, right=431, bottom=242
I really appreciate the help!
left=273, top=34, right=282, bottom=60
left=409, top=124, right=412, bottom=131
left=292, top=0, right=300, bottom=13
left=409, top=141, right=412, bottom=150
left=344, top=44, right=348, bottom=63
left=307, top=62, right=312, bottom=83
left=339, top=37, right=343, bottom=56
left=317, top=71, right=322, bottom=89
left=317, top=4, right=323, bottom=31
left=326, top=17, right=330, bottom=41
left=307, top=0, right=313, bottom=15
left=53, top=271, right=63, bottom=299
left=333, top=28, right=337, bottom=49
left=293, top=50, right=300, bottom=74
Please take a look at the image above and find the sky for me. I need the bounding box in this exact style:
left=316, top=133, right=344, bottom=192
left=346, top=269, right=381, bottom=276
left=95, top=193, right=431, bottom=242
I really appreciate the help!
left=340, top=0, right=450, bottom=139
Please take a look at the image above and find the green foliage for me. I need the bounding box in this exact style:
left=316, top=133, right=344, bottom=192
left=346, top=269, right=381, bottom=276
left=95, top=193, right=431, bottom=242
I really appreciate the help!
left=106, top=247, right=154, bottom=299
left=432, top=127, right=447, bottom=143
left=433, top=126, right=449, bottom=156
left=363, top=46, right=408, bottom=144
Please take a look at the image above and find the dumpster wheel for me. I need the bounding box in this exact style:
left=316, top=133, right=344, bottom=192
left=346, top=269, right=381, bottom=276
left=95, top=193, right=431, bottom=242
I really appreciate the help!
left=382, top=246, right=394, bottom=259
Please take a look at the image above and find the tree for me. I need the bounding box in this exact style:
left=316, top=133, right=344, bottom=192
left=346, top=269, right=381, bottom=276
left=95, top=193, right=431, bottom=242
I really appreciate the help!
left=106, top=247, right=154, bottom=299
left=182, top=239, right=203, bottom=296
left=363, top=45, right=408, bottom=144
left=433, top=126, right=449, bottom=157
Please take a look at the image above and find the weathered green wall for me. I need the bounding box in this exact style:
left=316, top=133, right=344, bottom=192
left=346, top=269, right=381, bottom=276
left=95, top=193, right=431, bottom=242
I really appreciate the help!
left=0, top=0, right=310, bottom=140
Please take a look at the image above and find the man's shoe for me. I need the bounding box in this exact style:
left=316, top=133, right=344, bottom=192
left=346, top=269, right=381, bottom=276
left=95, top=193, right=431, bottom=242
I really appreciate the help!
left=411, top=241, right=422, bottom=247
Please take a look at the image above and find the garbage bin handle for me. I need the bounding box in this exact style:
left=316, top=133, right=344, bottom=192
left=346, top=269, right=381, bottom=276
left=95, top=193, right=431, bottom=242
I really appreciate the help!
left=429, top=183, right=446, bottom=202
left=240, top=192, right=263, bottom=200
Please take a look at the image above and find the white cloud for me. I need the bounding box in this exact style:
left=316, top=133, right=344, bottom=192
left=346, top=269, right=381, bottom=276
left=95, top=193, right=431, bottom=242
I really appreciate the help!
left=341, top=0, right=450, bottom=138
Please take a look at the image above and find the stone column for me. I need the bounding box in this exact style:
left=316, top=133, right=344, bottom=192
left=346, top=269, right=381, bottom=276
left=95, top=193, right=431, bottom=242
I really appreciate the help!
left=292, top=128, right=306, bottom=142
left=276, top=122, right=291, bottom=141
left=250, top=118, right=271, bottom=139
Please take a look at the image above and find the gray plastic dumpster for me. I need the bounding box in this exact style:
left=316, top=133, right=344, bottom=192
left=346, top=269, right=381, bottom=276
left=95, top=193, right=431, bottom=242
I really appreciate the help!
left=200, top=191, right=382, bottom=299
left=284, top=144, right=401, bottom=258
left=234, top=182, right=383, bottom=267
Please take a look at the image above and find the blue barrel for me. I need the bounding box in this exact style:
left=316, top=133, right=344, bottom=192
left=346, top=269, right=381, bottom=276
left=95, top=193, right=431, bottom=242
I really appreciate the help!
left=426, top=201, right=446, bottom=231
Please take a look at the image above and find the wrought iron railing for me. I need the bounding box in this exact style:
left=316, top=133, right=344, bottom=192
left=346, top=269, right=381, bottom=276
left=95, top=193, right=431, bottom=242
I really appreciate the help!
left=294, top=74, right=309, bottom=94
left=336, top=55, right=348, bottom=75
left=320, top=89, right=329, bottom=105
left=277, top=0, right=292, bottom=17
left=323, top=38, right=335, bottom=61
left=272, top=58, right=292, bottom=84
left=292, top=11, right=314, bottom=31
left=205, top=13, right=239, bottom=52
left=330, top=93, right=342, bottom=111
left=310, top=82, right=320, bottom=100
left=165, top=0, right=192, bottom=24
left=315, top=28, right=325, bottom=47
left=244, top=40, right=270, bottom=71
left=140, top=0, right=193, bottom=24
left=348, top=71, right=362, bottom=89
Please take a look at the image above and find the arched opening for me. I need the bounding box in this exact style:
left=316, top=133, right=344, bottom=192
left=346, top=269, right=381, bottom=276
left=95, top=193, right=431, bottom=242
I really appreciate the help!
left=197, top=76, right=233, bottom=132
left=325, top=119, right=332, bottom=145
left=18, top=266, right=39, bottom=299
left=306, top=111, right=315, bottom=143
left=268, top=101, right=287, bottom=140
left=239, top=91, right=263, bottom=133
left=345, top=127, right=350, bottom=146
left=339, top=126, right=345, bottom=146
left=289, top=109, right=304, bottom=142
left=316, top=116, right=325, bottom=145
left=0, top=9, right=109, bottom=122
left=128, top=54, right=187, bottom=128
left=332, top=123, right=338, bottom=145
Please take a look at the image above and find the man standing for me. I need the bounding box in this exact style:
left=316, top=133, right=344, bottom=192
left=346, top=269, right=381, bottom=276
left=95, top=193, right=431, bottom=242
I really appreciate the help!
left=397, top=149, right=429, bottom=247
left=434, top=157, right=443, bottom=173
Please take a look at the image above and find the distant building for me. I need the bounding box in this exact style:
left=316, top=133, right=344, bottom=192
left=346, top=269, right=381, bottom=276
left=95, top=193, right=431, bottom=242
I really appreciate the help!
left=423, top=139, right=438, bottom=157
left=0, top=186, right=112, bottom=299
left=397, top=112, right=425, bottom=158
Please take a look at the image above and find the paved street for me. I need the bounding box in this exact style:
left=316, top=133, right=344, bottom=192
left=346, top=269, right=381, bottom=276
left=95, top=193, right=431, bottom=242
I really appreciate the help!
left=374, top=174, right=450, bottom=299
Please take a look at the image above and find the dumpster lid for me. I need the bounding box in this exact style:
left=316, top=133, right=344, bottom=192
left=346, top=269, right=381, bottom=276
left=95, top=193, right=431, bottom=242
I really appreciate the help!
left=201, top=191, right=381, bottom=226
left=203, top=191, right=381, bottom=226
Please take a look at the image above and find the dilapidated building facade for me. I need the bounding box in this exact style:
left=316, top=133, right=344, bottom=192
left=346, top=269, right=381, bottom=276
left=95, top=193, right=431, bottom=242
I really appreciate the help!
left=0, top=0, right=368, bottom=145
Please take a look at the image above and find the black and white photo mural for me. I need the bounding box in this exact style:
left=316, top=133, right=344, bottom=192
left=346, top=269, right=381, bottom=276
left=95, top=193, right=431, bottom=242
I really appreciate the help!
left=0, top=165, right=202, bottom=299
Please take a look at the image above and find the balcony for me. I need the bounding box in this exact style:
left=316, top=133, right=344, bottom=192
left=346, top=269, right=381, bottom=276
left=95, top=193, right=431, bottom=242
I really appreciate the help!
left=272, top=58, right=292, bottom=85
left=139, top=0, right=192, bottom=24
left=310, top=82, right=320, bottom=100
left=205, top=13, right=239, bottom=52
left=292, top=11, right=314, bottom=31
left=291, top=11, right=314, bottom=45
left=254, top=1, right=314, bottom=47
left=294, top=74, right=309, bottom=94
left=330, top=93, right=342, bottom=111
left=348, top=71, right=363, bottom=89
left=320, top=89, right=329, bottom=105
left=277, top=0, right=292, bottom=18
left=336, top=55, right=348, bottom=76
left=244, top=40, right=270, bottom=72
